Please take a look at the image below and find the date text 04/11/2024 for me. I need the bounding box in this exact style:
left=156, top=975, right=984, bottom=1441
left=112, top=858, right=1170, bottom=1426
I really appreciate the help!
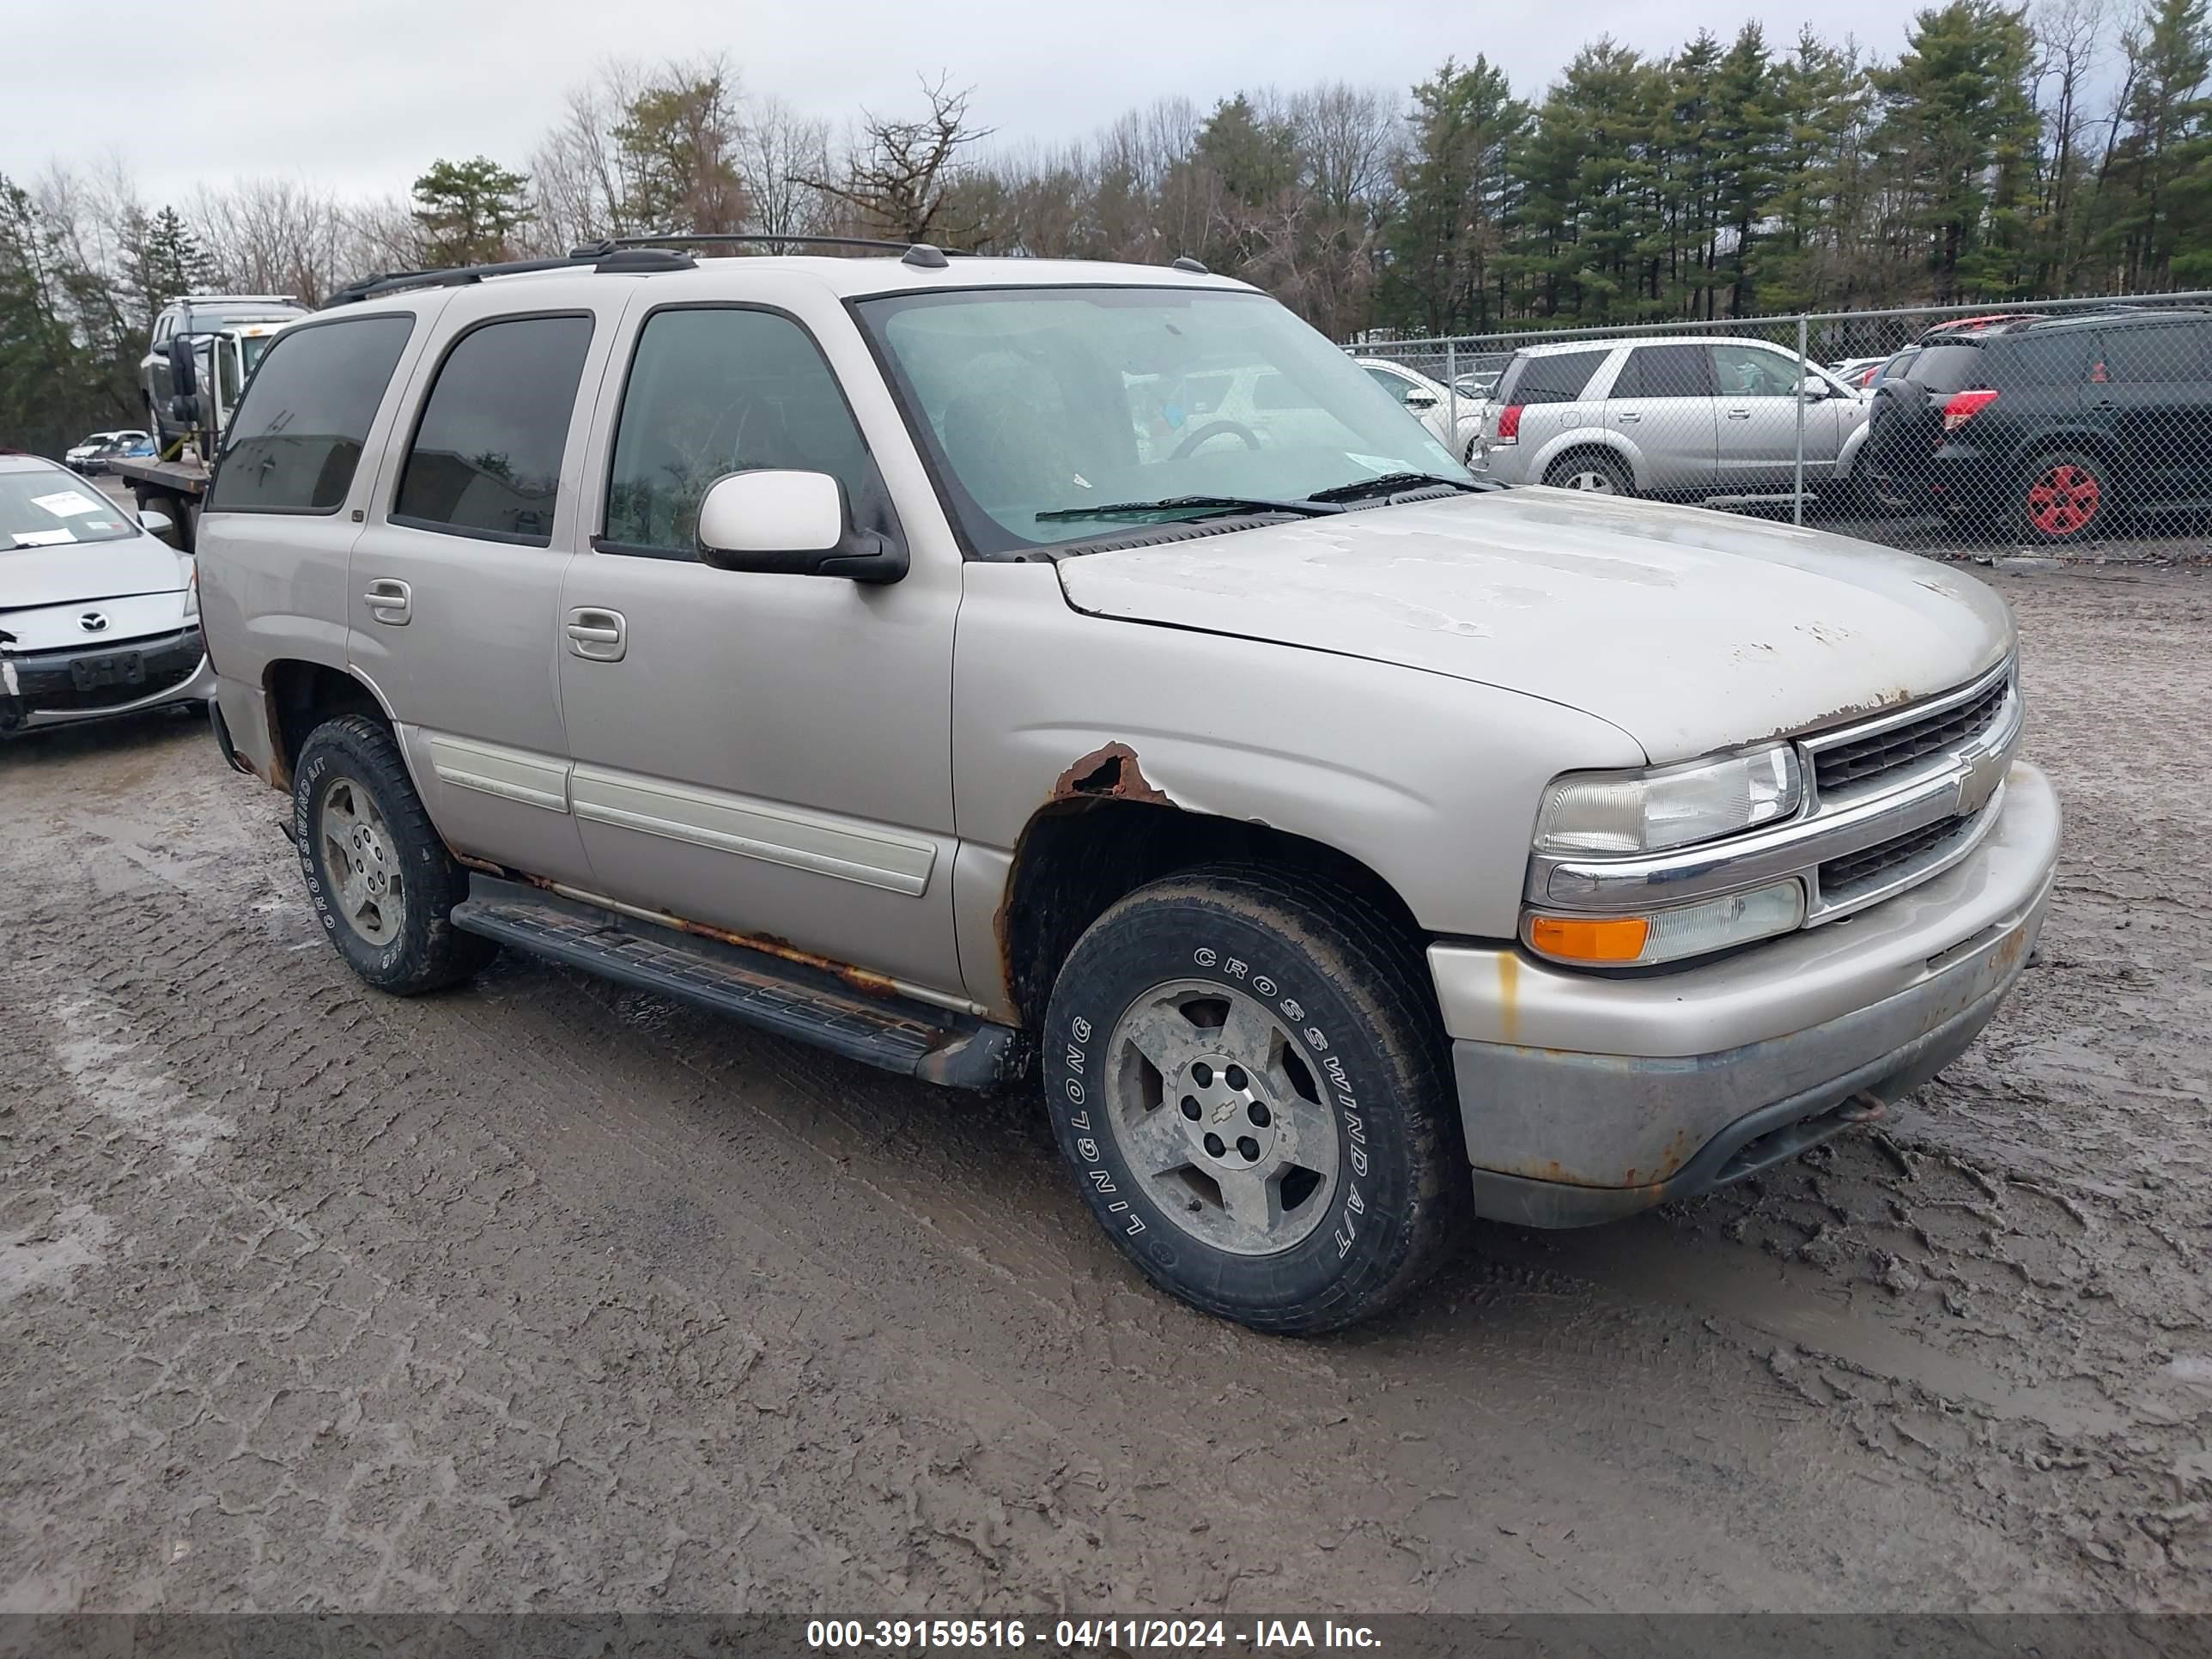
left=805, top=1619, right=1383, bottom=1650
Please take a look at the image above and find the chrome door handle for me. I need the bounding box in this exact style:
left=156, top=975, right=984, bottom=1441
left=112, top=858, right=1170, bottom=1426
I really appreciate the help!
left=1725, top=408, right=1753, bottom=419
left=362, top=578, right=411, bottom=624
left=1615, top=411, right=1641, bottom=423
left=564, top=607, right=626, bottom=662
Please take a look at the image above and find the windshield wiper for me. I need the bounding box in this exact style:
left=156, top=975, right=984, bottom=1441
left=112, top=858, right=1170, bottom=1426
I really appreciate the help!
left=1036, top=494, right=1342, bottom=523
left=1304, top=471, right=1483, bottom=504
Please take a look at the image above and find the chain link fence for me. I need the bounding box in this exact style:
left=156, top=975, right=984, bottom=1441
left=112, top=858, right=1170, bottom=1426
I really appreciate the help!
left=1348, top=293, right=2212, bottom=553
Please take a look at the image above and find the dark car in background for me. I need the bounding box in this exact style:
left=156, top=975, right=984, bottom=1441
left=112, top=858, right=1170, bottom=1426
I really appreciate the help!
left=1861, top=307, right=2212, bottom=543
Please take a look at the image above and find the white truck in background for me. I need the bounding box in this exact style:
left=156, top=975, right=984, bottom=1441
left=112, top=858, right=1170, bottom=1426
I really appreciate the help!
left=117, top=296, right=307, bottom=552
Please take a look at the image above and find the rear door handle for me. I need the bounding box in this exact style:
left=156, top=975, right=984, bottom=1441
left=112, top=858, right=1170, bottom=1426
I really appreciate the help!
left=2089, top=398, right=2117, bottom=412
left=362, top=578, right=411, bottom=625
left=1725, top=407, right=1753, bottom=419
left=564, top=607, right=626, bottom=662
left=1615, top=411, right=1641, bottom=423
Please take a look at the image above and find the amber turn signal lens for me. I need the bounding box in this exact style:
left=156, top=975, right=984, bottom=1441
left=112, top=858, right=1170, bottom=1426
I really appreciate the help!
left=1527, top=914, right=1651, bottom=963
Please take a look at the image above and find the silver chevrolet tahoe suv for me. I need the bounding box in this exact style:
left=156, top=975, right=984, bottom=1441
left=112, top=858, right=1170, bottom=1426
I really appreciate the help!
left=197, top=243, right=2060, bottom=1334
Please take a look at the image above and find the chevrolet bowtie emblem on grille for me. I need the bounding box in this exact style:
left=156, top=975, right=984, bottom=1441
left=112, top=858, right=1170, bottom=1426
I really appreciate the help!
left=1958, top=744, right=2006, bottom=817
left=78, top=611, right=109, bottom=633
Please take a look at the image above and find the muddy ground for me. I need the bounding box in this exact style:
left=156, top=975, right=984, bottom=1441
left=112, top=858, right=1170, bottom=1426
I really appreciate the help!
left=2, top=562, right=2208, bottom=1615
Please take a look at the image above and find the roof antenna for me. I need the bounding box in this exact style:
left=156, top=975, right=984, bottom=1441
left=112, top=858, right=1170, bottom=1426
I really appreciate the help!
left=1170, top=255, right=1208, bottom=274
left=902, top=244, right=951, bottom=270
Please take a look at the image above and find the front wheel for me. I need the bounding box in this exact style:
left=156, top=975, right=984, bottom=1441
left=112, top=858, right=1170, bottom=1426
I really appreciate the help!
left=1043, top=865, right=1465, bottom=1334
left=294, top=714, right=495, bottom=994
left=2019, top=449, right=2112, bottom=544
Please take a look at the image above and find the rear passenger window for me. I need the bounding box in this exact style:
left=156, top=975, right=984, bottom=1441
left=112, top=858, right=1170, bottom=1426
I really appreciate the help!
left=1614, top=344, right=1713, bottom=399
left=1508, top=350, right=1607, bottom=404
left=602, top=307, right=883, bottom=558
left=2094, top=324, right=2207, bottom=383
left=1990, top=332, right=2092, bottom=386
left=392, top=314, right=593, bottom=546
left=208, top=314, right=414, bottom=514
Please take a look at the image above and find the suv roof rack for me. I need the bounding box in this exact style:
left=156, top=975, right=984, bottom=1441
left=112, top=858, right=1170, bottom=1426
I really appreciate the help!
left=594, top=233, right=972, bottom=260
left=322, top=246, right=700, bottom=307
left=320, top=232, right=981, bottom=308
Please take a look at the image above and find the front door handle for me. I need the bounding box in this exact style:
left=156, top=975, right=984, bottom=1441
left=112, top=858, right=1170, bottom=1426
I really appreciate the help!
left=363, top=578, right=411, bottom=625
left=1725, top=407, right=1753, bottom=420
left=564, top=607, right=626, bottom=662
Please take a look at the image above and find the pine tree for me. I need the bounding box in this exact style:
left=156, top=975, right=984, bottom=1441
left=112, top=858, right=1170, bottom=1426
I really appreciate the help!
left=411, top=157, right=534, bottom=266
left=1386, top=57, right=1528, bottom=333
left=1874, top=2, right=2040, bottom=301
left=2099, top=0, right=2212, bottom=286
left=1711, top=26, right=1782, bottom=316
left=125, top=206, right=216, bottom=329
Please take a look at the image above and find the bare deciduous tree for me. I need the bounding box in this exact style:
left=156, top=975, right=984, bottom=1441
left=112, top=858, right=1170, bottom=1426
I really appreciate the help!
left=739, top=95, right=837, bottom=239
left=801, top=75, right=994, bottom=243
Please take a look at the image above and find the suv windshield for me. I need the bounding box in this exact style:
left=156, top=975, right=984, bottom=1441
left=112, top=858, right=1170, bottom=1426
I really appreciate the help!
left=855, top=287, right=1467, bottom=554
left=2, top=468, right=137, bottom=549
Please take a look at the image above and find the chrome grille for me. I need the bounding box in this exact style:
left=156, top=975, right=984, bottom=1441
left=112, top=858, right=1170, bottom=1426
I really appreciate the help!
left=1814, top=675, right=2008, bottom=794
left=1818, top=811, right=1978, bottom=898
left=1814, top=677, right=2008, bottom=800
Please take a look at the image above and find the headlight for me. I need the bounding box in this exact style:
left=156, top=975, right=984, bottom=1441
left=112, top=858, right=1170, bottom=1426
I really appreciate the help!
left=1527, top=880, right=1806, bottom=967
left=1534, top=745, right=1802, bottom=856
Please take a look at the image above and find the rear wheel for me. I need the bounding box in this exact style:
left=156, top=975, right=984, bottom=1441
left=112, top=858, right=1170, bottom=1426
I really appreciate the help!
left=294, top=714, right=495, bottom=994
left=1042, top=865, right=1465, bottom=1334
left=2019, top=448, right=2111, bottom=544
left=1544, top=450, right=1632, bottom=495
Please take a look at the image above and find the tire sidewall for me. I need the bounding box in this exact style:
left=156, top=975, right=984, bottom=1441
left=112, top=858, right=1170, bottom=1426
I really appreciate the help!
left=1044, top=888, right=1437, bottom=1330
left=1547, top=452, right=1629, bottom=495
left=294, top=723, right=451, bottom=990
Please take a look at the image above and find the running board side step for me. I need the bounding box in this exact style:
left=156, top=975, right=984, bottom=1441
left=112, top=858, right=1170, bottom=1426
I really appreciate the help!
left=450, top=876, right=1024, bottom=1091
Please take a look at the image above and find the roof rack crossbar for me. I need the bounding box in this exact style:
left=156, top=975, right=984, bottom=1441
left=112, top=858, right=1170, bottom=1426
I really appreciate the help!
left=323, top=246, right=696, bottom=307
left=588, top=233, right=973, bottom=257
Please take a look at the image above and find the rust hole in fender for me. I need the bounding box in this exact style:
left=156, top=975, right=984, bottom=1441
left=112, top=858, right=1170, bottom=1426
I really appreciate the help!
left=1050, top=741, right=1171, bottom=807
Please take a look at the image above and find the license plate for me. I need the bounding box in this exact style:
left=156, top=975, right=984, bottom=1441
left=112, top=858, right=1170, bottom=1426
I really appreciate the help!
left=70, top=652, right=144, bottom=691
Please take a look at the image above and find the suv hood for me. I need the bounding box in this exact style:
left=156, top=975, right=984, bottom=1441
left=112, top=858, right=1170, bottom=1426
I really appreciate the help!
left=1054, top=490, right=2014, bottom=763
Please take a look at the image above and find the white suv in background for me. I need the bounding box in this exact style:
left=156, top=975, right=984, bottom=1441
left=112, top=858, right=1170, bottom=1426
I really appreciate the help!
left=1468, top=337, right=1874, bottom=502
left=1356, top=358, right=1482, bottom=459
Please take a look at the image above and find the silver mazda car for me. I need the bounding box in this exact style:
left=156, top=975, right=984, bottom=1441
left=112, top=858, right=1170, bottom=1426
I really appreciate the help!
left=1, top=453, right=215, bottom=737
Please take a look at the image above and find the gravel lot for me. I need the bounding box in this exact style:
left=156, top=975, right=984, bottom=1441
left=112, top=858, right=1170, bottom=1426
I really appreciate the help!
left=2, top=559, right=2209, bottom=1615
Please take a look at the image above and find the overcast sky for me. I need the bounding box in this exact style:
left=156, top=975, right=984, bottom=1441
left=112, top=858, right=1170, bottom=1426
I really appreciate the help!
left=12, top=0, right=1947, bottom=207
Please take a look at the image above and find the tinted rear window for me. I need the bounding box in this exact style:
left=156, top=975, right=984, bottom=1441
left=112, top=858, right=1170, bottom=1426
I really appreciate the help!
left=208, top=314, right=414, bottom=514
left=393, top=313, right=593, bottom=546
left=2094, top=321, right=2212, bottom=383
left=1984, top=331, right=2094, bottom=386
left=1902, top=343, right=1985, bottom=394
left=1613, top=343, right=1715, bottom=399
left=1503, top=349, right=1607, bottom=404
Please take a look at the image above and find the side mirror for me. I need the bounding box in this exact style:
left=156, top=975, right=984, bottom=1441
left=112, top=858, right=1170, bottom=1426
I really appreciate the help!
left=1403, top=391, right=1439, bottom=410
left=139, top=508, right=175, bottom=543
left=695, top=470, right=908, bottom=585
left=167, top=333, right=198, bottom=398
left=1797, top=377, right=1830, bottom=401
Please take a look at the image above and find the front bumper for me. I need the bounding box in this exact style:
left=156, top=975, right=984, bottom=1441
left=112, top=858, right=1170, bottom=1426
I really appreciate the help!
left=0, top=626, right=215, bottom=734
left=1432, top=761, right=2061, bottom=1227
